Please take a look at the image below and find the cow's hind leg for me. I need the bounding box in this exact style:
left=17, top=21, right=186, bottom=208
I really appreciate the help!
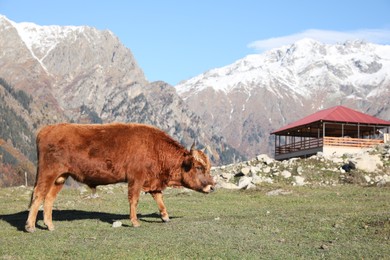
left=43, top=179, right=65, bottom=231
left=150, top=191, right=170, bottom=222
left=25, top=183, right=49, bottom=233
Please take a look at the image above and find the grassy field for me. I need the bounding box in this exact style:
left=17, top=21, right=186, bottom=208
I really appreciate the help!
left=1, top=184, right=390, bottom=259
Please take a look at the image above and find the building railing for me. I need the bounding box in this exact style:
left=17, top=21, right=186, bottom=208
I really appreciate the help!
left=323, top=137, right=383, bottom=147
left=275, top=137, right=383, bottom=155
left=275, top=138, right=323, bottom=155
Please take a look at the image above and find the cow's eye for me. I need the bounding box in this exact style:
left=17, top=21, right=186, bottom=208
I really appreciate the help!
left=196, top=166, right=204, bottom=172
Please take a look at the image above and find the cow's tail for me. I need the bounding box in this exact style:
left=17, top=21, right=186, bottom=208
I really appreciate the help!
left=28, top=134, right=42, bottom=209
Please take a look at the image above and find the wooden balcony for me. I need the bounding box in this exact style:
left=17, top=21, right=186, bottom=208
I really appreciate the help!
left=275, top=137, right=383, bottom=160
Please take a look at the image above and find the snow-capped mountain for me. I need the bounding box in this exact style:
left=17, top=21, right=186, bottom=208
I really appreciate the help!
left=176, top=38, right=390, bottom=157
left=1, top=14, right=147, bottom=118
left=0, top=15, right=243, bottom=175
left=8, top=17, right=85, bottom=68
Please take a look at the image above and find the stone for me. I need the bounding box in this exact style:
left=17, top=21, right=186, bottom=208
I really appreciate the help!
left=364, top=175, right=371, bottom=183
left=218, top=182, right=240, bottom=190
left=353, top=154, right=383, bottom=172
left=266, top=189, right=292, bottom=196
left=375, top=175, right=390, bottom=186
left=238, top=176, right=253, bottom=189
left=293, top=176, right=305, bottom=186
left=221, top=172, right=234, bottom=181
left=262, top=177, right=273, bottom=184
left=297, top=166, right=303, bottom=175
left=251, top=174, right=263, bottom=185
left=112, top=221, right=122, bottom=228
left=250, top=166, right=261, bottom=175
left=281, top=170, right=292, bottom=178
left=240, top=167, right=251, bottom=176
left=263, top=166, right=271, bottom=174
left=256, top=154, right=274, bottom=165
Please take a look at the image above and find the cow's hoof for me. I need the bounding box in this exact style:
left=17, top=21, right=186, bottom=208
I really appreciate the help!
left=25, top=225, right=36, bottom=233
left=161, top=216, right=170, bottom=223
left=47, top=225, right=55, bottom=231
left=131, top=221, right=141, bottom=228
left=45, top=221, right=55, bottom=231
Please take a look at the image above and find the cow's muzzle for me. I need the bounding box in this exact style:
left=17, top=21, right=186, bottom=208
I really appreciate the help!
left=202, top=185, right=215, bottom=193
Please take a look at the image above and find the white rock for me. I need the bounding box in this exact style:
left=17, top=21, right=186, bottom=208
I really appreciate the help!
left=112, top=221, right=122, bottom=228
left=353, top=154, right=383, bottom=172
left=246, top=183, right=257, bottom=190
left=266, top=189, right=292, bottom=196
left=241, top=167, right=251, bottom=176
left=281, top=170, right=292, bottom=178
left=262, top=177, right=274, bottom=184
left=293, top=176, right=306, bottom=186
left=364, top=175, right=371, bottom=183
left=331, top=157, right=344, bottom=164
left=238, top=176, right=253, bottom=189
left=288, top=158, right=299, bottom=165
left=221, top=172, right=233, bottom=181
left=218, top=182, right=240, bottom=190
left=251, top=174, right=263, bottom=185
left=256, top=154, right=274, bottom=165
left=263, top=166, right=271, bottom=173
left=250, top=166, right=261, bottom=175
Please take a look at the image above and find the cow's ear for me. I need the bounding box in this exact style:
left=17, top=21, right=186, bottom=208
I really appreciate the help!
left=182, top=155, right=193, bottom=172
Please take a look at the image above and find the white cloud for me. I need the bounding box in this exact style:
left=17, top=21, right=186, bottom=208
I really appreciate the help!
left=248, top=29, right=390, bottom=52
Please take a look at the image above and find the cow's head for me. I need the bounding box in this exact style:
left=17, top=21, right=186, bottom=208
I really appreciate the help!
left=181, top=145, right=215, bottom=193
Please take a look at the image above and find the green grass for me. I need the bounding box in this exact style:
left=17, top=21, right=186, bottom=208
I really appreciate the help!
left=1, top=184, right=390, bottom=259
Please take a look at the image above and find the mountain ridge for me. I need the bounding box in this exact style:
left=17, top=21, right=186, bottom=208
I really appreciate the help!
left=176, top=38, right=390, bottom=158
left=0, top=16, right=244, bottom=186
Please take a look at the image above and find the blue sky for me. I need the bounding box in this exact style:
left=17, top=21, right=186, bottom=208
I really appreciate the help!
left=1, top=0, right=390, bottom=85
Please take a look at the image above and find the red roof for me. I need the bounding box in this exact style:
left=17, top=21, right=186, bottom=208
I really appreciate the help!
left=272, top=105, right=390, bottom=134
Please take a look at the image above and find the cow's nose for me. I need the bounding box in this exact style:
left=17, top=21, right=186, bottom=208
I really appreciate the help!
left=210, top=186, right=216, bottom=193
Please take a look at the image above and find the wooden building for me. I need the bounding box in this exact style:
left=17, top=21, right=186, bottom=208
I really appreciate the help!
left=271, top=106, right=390, bottom=160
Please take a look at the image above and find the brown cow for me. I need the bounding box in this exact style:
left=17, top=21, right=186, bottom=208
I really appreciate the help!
left=25, top=123, right=215, bottom=232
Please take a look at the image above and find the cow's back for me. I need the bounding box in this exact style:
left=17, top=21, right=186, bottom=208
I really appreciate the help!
left=37, top=123, right=174, bottom=151
left=36, top=123, right=185, bottom=187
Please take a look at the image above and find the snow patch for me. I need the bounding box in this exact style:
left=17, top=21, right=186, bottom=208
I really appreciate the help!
left=176, top=39, right=390, bottom=102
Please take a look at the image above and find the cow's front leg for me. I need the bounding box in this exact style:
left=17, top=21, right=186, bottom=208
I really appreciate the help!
left=127, top=183, right=141, bottom=227
left=150, top=191, right=169, bottom=222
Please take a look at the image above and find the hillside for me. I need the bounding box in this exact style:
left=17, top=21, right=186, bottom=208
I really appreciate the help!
left=0, top=15, right=244, bottom=186
left=0, top=79, right=36, bottom=186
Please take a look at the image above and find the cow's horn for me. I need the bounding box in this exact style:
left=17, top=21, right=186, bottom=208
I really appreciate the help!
left=190, top=141, right=196, bottom=151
